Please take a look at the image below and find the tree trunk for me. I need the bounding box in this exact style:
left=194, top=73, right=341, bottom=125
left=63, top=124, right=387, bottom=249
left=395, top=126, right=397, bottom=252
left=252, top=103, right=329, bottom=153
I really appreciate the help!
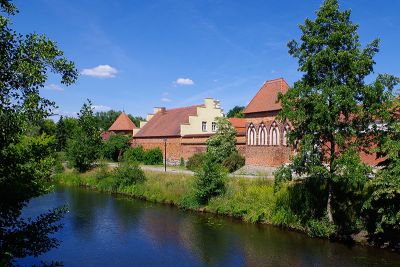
left=326, top=180, right=334, bottom=223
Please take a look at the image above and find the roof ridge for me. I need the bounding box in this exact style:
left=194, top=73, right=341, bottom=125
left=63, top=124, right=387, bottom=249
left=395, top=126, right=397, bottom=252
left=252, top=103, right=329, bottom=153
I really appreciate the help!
left=163, top=104, right=202, bottom=112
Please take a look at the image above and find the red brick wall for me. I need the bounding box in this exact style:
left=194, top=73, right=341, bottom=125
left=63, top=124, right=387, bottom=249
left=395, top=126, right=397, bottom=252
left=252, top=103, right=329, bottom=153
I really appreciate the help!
left=131, top=137, right=182, bottom=164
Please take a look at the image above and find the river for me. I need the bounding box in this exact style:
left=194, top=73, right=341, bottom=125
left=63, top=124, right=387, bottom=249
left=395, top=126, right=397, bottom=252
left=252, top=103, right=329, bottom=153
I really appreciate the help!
left=17, top=186, right=400, bottom=266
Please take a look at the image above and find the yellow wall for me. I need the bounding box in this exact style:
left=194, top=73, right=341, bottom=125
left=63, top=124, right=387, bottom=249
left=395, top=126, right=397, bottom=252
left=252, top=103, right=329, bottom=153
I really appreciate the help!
left=180, top=98, right=223, bottom=136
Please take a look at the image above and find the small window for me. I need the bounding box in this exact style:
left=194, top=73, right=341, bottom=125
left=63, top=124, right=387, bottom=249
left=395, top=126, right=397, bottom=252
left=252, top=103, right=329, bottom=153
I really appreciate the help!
left=202, top=121, right=207, bottom=132
left=212, top=122, right=216, bottom=132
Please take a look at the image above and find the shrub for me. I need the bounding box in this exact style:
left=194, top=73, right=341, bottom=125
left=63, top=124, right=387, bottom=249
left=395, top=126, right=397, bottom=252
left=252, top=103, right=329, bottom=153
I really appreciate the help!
left=124, top=146, right=145, bottom=162
left=111, top=161, right=146, bottom=187
left=307, top=218, right=336, bottom=238
left=194, top=154, right=226, bottom=205
left=143, top=147, right=163, bottom=165
left=101, top=135, right=130, bottom=161
left=186, top=153, right=205, bottom=171
left=180, top=157, right=185, bottom=167
left=222, top=152, right=245, bottom=173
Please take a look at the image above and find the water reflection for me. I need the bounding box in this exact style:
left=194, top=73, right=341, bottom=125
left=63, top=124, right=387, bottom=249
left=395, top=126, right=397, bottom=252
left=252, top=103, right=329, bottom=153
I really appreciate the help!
left=18, top=186, right=400, bottom=267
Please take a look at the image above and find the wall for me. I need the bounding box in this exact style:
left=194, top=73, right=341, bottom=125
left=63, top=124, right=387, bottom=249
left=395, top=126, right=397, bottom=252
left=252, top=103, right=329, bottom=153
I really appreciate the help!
left=180, top=98, right=224, bottom=136
left=131, top=137, right=183, bottom=165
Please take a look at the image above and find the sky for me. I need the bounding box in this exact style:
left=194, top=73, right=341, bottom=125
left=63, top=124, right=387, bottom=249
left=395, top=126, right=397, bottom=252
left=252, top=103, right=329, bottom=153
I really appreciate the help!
left=11, top=0, right=400, bottom=119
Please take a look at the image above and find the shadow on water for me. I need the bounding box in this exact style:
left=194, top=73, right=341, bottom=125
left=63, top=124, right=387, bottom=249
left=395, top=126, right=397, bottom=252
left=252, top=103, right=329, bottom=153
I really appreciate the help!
left=18, top=186, right=400, bottom=267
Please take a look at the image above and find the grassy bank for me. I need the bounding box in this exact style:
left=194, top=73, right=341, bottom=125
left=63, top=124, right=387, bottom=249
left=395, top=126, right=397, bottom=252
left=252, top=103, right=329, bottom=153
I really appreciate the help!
left=54, top=168, right=335, bottom=238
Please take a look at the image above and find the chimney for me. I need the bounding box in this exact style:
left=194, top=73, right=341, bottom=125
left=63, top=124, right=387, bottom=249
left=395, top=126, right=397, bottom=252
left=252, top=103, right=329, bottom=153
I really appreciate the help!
left=153, top=107, right=166, bottom=114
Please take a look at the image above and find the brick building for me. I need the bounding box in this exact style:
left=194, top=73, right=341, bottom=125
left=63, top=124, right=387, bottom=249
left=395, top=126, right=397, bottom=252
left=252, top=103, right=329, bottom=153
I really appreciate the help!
left=102, top=111, right=137, bottom=140
left=243, top=78, right=293, bottom=167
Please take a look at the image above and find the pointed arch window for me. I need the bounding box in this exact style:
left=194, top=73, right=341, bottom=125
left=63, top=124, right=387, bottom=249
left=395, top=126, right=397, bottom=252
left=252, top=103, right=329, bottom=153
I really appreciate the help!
left=283, top=125, right=290, bottom=146
left=247, top=123, right=256, bottom=146
left=269, top=121, right=280, bottom=146
left=258, top=123, right=267, bottom=146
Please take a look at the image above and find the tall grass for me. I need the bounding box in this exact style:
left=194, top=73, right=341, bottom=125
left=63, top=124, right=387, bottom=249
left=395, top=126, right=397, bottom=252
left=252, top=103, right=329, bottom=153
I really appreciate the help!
left=55, top=168, right=333, bottom=238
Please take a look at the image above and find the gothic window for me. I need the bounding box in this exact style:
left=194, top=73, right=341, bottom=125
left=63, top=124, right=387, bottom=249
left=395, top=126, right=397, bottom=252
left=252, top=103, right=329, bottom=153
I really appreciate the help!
left=283, top=125, right=290, bottom=146
left=247, top=123, right=256, bottom=146
left=269, top=121, right=280, bottom=146
left=258, top=123, right=267, bottom=146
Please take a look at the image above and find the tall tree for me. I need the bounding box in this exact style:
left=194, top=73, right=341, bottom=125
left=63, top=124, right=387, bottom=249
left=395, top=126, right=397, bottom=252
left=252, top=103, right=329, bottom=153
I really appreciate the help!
left=206, top=117, right=237, bottom=163
left=226, top=106, right=245, bottom=118
left=0, top=0, right=78, bottom=264
left=278, top=0, right=397, bottom=229
left=66, top=100, right=102, bottom=172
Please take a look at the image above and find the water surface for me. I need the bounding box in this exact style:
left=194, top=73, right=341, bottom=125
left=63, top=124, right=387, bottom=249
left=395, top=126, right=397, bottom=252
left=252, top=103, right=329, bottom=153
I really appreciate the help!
left=18, top=186, right=400, bottom=266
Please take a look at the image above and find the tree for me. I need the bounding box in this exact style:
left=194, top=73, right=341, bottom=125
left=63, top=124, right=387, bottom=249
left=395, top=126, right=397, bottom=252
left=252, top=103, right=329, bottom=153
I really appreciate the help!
left=194, top=154, right=226, bottom=205
left=362, top=94, right=400, bottom=247
left=206, top=117, right=237, bottom=163
left=94, top=110, right=144, bottom=130
left=278, top=0, right=397, bottom=231
left=66, top=100, right=102, bottom=172
left=0, top=0, right=78, bottom=264
left=102, top=135, right=131, bottom=161
left=226, top=106, right=245, bottom=118
left=55, top=116, right=67, bottom=151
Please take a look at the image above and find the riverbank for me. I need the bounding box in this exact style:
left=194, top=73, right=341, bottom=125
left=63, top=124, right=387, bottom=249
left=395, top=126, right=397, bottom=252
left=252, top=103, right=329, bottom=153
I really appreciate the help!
left=54, top=167, right=342, bottom=240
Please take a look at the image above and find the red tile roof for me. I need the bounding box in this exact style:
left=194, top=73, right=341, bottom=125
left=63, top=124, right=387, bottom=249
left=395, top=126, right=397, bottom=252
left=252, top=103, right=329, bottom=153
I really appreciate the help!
left=228, top=117, right=246, bottom=135
left=243, top=78, right=289, bottom=114
left=108, top=112, right=136, bottom=131
left=134, top=105, right=200, bottom=137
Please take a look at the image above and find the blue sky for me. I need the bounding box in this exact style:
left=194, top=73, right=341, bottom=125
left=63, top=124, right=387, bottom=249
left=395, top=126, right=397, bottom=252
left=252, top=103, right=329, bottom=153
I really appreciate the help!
left=12, top=0, right=400, bottom=118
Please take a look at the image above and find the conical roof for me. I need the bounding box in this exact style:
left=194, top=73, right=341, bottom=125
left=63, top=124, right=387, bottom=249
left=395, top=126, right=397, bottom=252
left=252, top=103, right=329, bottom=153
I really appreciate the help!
left=108, top=112, right=136, bottom=131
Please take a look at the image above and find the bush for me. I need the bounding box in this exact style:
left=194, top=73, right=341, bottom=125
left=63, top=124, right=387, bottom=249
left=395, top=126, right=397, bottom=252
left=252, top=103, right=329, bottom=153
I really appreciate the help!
left=101, top=135, right=130, bottom=161
left=222, top=152, right=245, bottom=173
left=186, top=153, right=205, bottom=171
left=111, top=161, right=146, bottom=187
left=143, top=147, right=163, bottom=165
left=307, top=218, right=336, bottom=238
left=66, top=132, right=100, bottom=172
left=180, top=157, right=185, bottom=167
left=194, top=154, right=226, bottom=205
left=124, top=146, right=145, bottom=162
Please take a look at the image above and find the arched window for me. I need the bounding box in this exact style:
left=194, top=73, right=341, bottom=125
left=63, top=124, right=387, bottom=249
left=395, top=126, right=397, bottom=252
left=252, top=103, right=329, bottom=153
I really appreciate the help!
left=247, top=123, right=256, bottom=146
left=282, top=125, right=290, bottom=146
left=269, top=121, right=280, bottom=146
left=258, top=123, right=267, bottom=146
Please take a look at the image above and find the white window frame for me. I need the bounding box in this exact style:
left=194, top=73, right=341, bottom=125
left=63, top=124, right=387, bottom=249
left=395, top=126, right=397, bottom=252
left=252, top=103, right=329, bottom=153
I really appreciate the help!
left=202, top=121, right=207, bottom=132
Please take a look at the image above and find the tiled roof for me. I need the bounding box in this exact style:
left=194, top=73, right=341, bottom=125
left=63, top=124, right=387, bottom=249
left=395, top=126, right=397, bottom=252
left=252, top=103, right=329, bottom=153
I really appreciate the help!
left=243, top=78, right=289, bottom=114
left=228, top=117, right=246, bottom=135
left=134, top=105, right=200, bottom=137
left=108, top=112, right=136, bottom=131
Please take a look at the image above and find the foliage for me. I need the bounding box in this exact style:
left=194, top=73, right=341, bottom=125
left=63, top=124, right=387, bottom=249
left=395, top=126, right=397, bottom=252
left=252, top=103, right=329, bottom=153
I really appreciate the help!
left=66, top=100, right=102, bottom=172
left=143, top=147, right=163, bottom=165
left=222, top=151, right=245, bottom=173
left=124, top=146, right=145, bottom=162
left=0, top=0, right=78, bottom=264
left=206, top=117, right=237, bottom=164
left=101, top=135, right=130, bottom=161
left=94, top=110, right=144, bottom=130
left=186, top=153, right=206, bottom=171
left=111, top=161, right=146, bottom=188
left=307, top=218, right=336, bottom=238
left=362, top=98, right=400, bottom=247
left=277, top=0, right=397, bottom=234
left=226, top=106, right=245, bottom=118
left=180, top=157, right=185, bottom=167
left=194, top=155, right=227, bottom=205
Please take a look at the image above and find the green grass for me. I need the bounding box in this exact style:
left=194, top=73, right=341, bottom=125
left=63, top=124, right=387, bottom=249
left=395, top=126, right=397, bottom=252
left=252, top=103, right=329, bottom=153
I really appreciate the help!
left=54, top=167, right=329, bottom=237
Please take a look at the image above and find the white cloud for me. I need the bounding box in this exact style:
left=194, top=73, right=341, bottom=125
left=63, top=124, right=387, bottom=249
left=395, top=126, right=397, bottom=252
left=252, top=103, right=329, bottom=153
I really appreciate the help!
left=81, top=65, right=118, bottom=78
left=44, top=83, right=64, bottom=91
left=175, top=78, right=194, bottom=85
left=93, top=105, right=112, bottom=112
left=161, top=97, right=171, bottom=102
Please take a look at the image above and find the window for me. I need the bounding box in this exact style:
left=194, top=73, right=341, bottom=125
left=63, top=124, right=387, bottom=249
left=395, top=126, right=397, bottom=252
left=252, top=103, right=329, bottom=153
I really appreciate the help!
left=269, top=121, right=280, bottom=146
left=202, top=121, right=207, bottom=132
left=258, top=123, right=267, bottom=146
left=212, top=122, right=216, bottom=132
left=247, top=123, right=256, bottom=145
left=283, top=125, right=290, bottom=146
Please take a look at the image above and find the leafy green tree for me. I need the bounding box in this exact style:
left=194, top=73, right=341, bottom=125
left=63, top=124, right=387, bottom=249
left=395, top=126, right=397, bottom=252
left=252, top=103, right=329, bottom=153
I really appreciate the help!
left=55, top=116, right=67, bottom=151
left=362, top=95, right=400, bottom=246
left=194, top=154, right=226, bottom=205
left=206, top=117, right=237, bottom=163
left=226, top=106, right=245, bottom=118
left=66, top=100, right=102, bottom=172
left=94, top=110, right=144, bottom=130
left=0, top=0, right=78, bottom=264
left=277, top=0, right=397, bottom=231
left=102, top=135, right=131, bottom=161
